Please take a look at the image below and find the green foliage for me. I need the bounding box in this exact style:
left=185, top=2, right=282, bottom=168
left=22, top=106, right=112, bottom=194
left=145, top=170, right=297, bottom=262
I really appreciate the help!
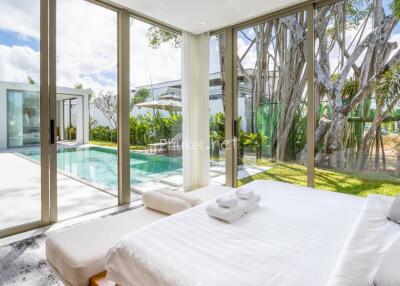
left=342, top=78, right=360, bottom=102
left=133, top=88, right=150, bottom=105
left=326, top=0, right=372, bottom=38
left=67, top=125, right=76, bottom=140
left=89, top=117, right=98, bottom=130
left=238, top=161, right=400, bottom=197
left=89, top=126, right=117, bottom=142
left=210, top=112, right=225, bottom=144
left=346, top=0, right=371, bottom=26
left=243, top=132, right=268, bottom=149
left=128, top=111, right=182, bottom=146
left=27, top=76, right=35, bottom=84
left=382, top=121, right=396, bottom=133
left=376, top=64, right=400, bottom=112
left=146, top=26, right=181, bottom=49
left=74, top=83, right=83, bottom=89
left=392, top=0, right=400, bottom=19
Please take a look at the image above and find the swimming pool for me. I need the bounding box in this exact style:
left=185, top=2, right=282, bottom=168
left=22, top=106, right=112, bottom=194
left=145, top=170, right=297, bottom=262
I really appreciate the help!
left=20, top=146, right=182, bottom=190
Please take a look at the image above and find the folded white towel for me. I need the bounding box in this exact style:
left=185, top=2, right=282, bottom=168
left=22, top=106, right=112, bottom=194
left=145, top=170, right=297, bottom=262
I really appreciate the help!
left=156, top=189, right=202, bottom=207
left=238, top=195, right=261, bottom=213
left=216, top=195, right=238, bottom=208
left=206, top=204, right=245, bottom=223
left=236, top=188, right=255, bottom=199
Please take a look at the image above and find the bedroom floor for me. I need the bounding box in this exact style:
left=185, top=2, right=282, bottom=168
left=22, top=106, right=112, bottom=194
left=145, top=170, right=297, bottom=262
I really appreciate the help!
left=0, top=234, right=62, bottom=286
left=0, top=203, right=142, bottom=286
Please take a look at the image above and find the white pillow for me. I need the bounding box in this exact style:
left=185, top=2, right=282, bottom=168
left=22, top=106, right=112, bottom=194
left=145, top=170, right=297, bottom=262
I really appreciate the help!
left=156, top=189, right=202, bottom=207
left=374, top=235, right=400, bottom=286
left=388, top=196, right=400, bottom=224
left=143, top=190, right=191, bottom=215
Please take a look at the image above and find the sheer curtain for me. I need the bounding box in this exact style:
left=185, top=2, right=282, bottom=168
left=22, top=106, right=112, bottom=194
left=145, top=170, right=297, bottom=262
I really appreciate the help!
left=182, top=31, right=210, bottom=191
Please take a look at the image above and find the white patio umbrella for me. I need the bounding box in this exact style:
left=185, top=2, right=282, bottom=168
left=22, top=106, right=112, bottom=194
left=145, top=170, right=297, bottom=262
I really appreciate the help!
left=159, top=94, right=181, bottom=101
left=136, top=99, right=182, bottom=112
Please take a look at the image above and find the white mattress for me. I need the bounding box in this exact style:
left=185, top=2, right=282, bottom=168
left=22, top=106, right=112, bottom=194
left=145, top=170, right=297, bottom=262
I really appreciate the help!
left=327, top=195, right=400, bottom=286
left=105, top=180, right=365, bottom=286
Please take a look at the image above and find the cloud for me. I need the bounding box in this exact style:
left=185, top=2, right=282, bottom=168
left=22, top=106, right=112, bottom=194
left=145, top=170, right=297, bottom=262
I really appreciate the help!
left=0, top=0, right=182, bottom=94
left=130, top=19, right=181, bottom=88
left=0, top=45, right=40, bottom=83
left=209, top=35, right=221, bottom=74
left=0, top=0, right=40, bottom=40
left=56, top=0, right=118, bottom=93
left=237, top=36, right=256, bottom=69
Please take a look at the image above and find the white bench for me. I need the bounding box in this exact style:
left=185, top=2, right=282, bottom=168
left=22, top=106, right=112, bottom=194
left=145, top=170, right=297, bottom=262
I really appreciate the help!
left=46, top=185, right=232, bottom=286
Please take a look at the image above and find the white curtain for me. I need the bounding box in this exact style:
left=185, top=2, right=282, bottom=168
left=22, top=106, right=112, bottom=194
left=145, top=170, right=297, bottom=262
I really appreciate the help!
left=182, top=31, right=210, bottom=191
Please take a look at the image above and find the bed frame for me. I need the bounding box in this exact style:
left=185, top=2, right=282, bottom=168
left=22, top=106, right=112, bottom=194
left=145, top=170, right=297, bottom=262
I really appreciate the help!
left=89, top=271, right=116, bottom=286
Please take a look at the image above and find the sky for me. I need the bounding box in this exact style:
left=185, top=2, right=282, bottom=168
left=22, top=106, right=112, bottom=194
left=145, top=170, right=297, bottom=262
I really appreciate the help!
left=235, top=4, right=400, bottom=75
left=1, top=0, right=400, bottom=96
left=0, top=0, right=182, bottom=95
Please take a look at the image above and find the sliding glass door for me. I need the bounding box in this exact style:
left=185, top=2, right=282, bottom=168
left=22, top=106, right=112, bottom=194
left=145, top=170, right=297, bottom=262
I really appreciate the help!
left=235, top=11, right=308, bottom=187
left=129, top=18, right=182, bottom=197
left=209, top=32, right=226, bottom=185
left=0, top=0, right=182, bottom=237
left=54, top=0, right=118, bottom=220
left=313, top=0, right=400, bottom=196
left=0, top=0, right=47, bottom=234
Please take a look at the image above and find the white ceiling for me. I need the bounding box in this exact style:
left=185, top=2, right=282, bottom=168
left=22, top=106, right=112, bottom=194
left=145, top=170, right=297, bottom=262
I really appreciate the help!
left=111, top=0, right=305, bottom=34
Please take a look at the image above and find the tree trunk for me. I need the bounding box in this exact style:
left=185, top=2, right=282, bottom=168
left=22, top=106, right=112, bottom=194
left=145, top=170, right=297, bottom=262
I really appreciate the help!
left=380, top=134, right=386, bottom=170
left=396, top=154, right=400, bottom=176
left=325, top=109, right=348, bottom=169
left=356, top=127, right=376, bottom=170
left=299, top=117, right=331, bottom=165
left=374, top=126, right=381, bottom=170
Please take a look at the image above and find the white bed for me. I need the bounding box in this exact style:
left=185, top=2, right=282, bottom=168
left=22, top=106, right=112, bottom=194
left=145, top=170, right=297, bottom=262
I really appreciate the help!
left=105, top=180, right=398, bottom=286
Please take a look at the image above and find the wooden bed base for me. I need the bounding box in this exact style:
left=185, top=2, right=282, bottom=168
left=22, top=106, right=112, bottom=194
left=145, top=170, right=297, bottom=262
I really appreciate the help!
left=89, top=271, right=116, bottom=286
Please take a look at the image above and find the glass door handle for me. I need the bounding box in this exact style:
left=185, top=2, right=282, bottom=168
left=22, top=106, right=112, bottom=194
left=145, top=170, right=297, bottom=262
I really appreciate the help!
left=50, top=119, right=55, bottom=144
left=233, top=119, right=238, bottom=138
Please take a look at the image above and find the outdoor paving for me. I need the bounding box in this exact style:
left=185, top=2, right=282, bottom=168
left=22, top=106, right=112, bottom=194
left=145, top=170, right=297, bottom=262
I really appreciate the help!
left=131, top=181, right=170, bottom=194
left=148, top=163, right=271, bottom=189
left=238, top=165, right=271, bottom=179
left=0, top=153, right=116, bottom=230
left=209, top=165, right=226, bottom=174
left=0, top=149, right=272, bottom=230
left=159, top=174, right=184, bottom=187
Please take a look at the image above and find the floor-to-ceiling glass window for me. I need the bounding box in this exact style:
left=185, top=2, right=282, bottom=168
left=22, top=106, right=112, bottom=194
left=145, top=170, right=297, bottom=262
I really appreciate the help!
left=209, top=33, right=226, bottom=186
left=62, top=98, right=78, bottom=142
left=56, top=0, right=118, bottom=220
left=0, top=0, right=42, bottom=230
left=7, top=91, right=41, bottom=148
left=129, top=18, right=182, bottom=197
left=236, top=11, right=308, bottom=187
left=314, top=0, right=400, bottom=196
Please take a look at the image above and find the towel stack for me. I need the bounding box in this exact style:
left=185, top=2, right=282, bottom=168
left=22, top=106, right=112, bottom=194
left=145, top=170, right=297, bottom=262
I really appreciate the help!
left=206, top=188, right=261, bottom=223
left=236, top=188, right=261, bottom=213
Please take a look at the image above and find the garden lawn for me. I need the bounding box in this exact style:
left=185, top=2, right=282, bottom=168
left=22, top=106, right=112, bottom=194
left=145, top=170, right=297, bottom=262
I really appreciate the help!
left=89, top=140, right=147, bottom=151
left=238, top=162, right=400, bottom=197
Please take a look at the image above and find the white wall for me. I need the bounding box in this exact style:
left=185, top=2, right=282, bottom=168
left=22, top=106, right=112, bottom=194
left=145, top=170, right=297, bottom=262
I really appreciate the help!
left=0, top=81, right=90, bottom=149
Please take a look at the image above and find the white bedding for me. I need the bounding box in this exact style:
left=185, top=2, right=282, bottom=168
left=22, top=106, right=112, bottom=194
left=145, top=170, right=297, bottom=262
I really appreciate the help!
left=327, top=195, right=400, bottom=286
left=105, top=180, right=365, bottom=286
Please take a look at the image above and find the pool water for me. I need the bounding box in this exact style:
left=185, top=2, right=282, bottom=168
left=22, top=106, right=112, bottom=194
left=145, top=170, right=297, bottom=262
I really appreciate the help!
left=21, top=146, right=182, bottom=190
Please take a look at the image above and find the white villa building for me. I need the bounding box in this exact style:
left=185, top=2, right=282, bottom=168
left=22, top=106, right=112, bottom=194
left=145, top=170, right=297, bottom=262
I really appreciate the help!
left=91, top=70, right=254, bottom=130
left=0, top=81, right=90, bottom=150
left=0, top=70, right=253, bottom=150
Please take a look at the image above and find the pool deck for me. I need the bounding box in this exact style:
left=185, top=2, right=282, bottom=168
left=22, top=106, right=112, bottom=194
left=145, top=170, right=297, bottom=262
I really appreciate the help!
left=0, top=144, right=271, bottom=230
left=0, top=152, right=117, bottom=230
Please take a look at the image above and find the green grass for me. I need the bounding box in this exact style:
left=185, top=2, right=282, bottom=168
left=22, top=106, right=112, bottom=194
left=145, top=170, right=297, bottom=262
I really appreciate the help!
left=238, top=161, right=400, bottom=197
left=89, top=140, right=148, bottom=151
